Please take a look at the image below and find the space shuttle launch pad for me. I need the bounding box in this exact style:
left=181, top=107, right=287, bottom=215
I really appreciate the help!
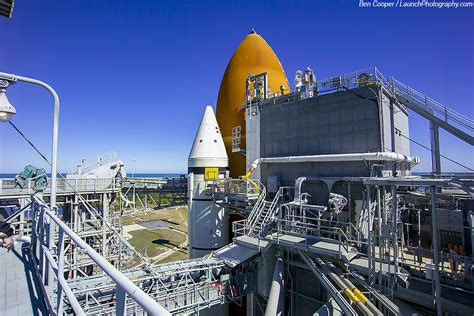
left=1, top=16, right=473, bottom=316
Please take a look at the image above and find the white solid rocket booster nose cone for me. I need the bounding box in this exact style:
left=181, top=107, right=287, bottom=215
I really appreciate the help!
left=188, top=105, right=228, bottom=168
left=188, top=105, right=229, bottom=261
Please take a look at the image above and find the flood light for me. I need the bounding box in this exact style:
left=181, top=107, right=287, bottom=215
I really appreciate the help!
left=0, top=89, right=16, bottom=122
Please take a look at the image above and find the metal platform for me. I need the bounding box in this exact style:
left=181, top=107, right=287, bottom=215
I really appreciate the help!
left=213, top=242, right=259, bottom=267
left=0, top=177, right=121, bottom=199
left=67, top=255, right=255, bottom=315
left=0, top=242, right=47, bottom=316
left=267, top=233, right=358, bottom=262
left=235, top=235, right=271, bottom=251
left=349, top=257, right=409, bottom=286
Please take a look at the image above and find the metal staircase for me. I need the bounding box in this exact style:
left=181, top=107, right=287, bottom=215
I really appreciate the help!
left=245, top=185, right=266, bottom=227
left=246, top=186, right=287, bottom=237
left=390, top=78, right=473, bottom=145
left=249, top=200, right=272, bottom=233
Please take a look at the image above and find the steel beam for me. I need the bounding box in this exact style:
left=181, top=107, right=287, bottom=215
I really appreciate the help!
left=430, top=187, right=442, bottom=316
left=430, top=121, right=441, bottom=175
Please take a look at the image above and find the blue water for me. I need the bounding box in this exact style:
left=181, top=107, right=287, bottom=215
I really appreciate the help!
left=130, top=173, right=185, bottom=178
left=0, top=174, right=19, bottom=178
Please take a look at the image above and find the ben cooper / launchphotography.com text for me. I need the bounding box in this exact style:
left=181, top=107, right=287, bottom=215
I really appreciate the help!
left=359, top=0, right=474, bottom=8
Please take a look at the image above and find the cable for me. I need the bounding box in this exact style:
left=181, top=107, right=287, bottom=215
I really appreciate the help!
left=9, top=121, right=51, bottom=166
left=9, top=121, right=157, bottom=272
left=342, top=85, right=379, bottom=105
left=341, top=83, right=473, bottom=172
left=5, top=201, right=32, bottom=223
left=398, top=132, right=474, bottom=172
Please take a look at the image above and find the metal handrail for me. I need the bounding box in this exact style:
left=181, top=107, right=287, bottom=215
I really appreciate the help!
left=232, top=219, right=261, bottom=238
left=262, top=187, right=285, bottom=229
left=255, top=65, right=472, bottom=137
left=254, top=186, right=293, bottom=237
left=246, top=186, right=267, bottom=227
left=250, top=188, right=281, bottom=236
left=233, top=216, right=359, bottom=260
left=390, top=78, right=473, bottom=132
left=31, top=194, right=170, bottom=315
left=274, top=216, right=356, bottom=254
left=0, top=176, right=121, bottom=196
left=282, top=202, right=362, bottom=243
left=208, top=178, right=263, bottom=196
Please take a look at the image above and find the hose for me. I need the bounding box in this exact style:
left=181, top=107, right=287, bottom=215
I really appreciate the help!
left=241, top=160, right=261, bottom=193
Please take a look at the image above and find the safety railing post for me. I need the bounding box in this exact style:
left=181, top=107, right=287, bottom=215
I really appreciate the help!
left=277, top=219, right=280, bottom=244
left=39, top=208, right=45, bottom=280
left=338, top=231, right=341, bottom=259
left=45, top=214, right=56, bottom=299
left=57, top=228, right=65, bottom=314
left=305, top=221, right=308, bottom=249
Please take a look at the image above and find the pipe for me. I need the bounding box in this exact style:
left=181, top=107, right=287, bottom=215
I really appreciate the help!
left=261, top=152, right=418, bottom=164
left=344, top=288, right=359, bottom=303
left=242, top=152, right=420, bottom=178
left=342, top=278, right=383, bottom=316
left=241, top=160, right=260, bottom=192
left=316, top=257, right=373, bottom=316
left=365, top=299, right=382, bottom=316
left=298, top=251, right=357, bottom=316
left=320, top=259, right=383, bottom=316
left=265, top=257, right=285, bottom=316
left=392, top=185, right=399, bottom=285
left=430, top=186, right=442, bottom=316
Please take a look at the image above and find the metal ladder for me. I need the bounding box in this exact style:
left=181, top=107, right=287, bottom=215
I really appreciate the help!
left=390, top=78, right=474, bottom=145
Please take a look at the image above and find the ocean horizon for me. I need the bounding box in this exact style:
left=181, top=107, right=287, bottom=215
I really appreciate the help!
left=1, top=171, right=471, bottom=179
left=0, top=173, right=186, bottom=179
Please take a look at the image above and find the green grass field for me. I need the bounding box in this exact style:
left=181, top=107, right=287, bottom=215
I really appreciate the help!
left=123, top=206, right=188, bottom=265
left=128, top=228, right=186, bottom=257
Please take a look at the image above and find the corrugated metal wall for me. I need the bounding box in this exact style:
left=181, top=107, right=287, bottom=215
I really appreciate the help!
left=259, top=85, right=410, bottom=189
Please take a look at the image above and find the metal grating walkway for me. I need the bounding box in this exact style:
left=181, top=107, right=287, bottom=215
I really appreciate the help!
left=0, top=242, right=47, bottom=316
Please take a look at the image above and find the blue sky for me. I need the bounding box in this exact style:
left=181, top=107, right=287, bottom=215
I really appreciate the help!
left=0, top=0, right=472, bottom=173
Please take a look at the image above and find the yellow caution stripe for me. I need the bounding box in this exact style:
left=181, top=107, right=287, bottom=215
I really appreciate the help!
left=353, top=288, right=369, bottom=304
left=344, top=288, right=360, bottom=303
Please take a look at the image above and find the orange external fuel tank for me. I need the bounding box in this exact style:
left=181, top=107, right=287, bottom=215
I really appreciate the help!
left=216, top=30, right=289, bottom=177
